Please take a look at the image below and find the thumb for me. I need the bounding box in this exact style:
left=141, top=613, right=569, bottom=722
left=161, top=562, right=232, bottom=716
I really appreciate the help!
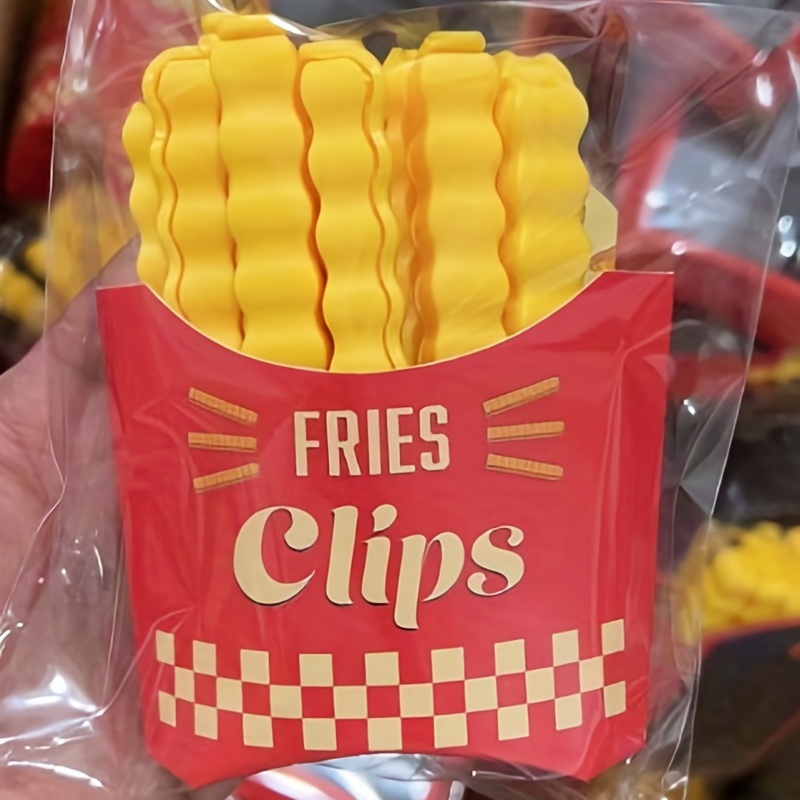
left=0, top=245, right=242, bottom=799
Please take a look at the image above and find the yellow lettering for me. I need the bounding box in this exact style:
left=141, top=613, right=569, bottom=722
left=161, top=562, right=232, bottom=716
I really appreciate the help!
left=387, top=407, right=415, bottom=475
left=327, top=411, right=361, bottom=477
left=367, top=409, right=382, bottom=475
left=234, top=507, right=318, bottom=605
left=468, top=526, right=525, bottom=597
left=294, top=412, right=320, bottom=477
left=420, top=406, right=450, bottom=472
left=326, top=506, right=358, bottom=606
left=363, top=537, right=391, bottom=605
left=362, top=505, right=397, bottom=605
left=425, top=532, right=465, bottom=601
left=395, top=535, right=427, bottom=630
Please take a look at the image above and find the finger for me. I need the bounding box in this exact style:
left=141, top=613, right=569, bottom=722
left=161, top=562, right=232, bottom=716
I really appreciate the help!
left=43, top=242, right=137, bottom=480
left=47, top=240, right=138, bottom=390
left=0, top=242, right=215, bottom=797
left=0, top=240, right=138, bottom=497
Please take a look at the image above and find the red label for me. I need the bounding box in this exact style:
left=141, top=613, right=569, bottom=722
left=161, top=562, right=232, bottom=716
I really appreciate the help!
left=97, top=272, right=673, bottom=789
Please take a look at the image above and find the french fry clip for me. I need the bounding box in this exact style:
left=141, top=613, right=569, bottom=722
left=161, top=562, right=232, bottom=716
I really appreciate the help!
left=98, top=19, right=675, bottom=790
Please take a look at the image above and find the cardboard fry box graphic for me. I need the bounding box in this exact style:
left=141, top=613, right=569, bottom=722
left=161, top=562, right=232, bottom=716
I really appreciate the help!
left=100, top=16, right=676, bottom=790
left=97, top=269, right=673, bottom=789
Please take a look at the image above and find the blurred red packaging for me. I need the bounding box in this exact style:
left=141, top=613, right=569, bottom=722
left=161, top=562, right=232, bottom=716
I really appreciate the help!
left=4, top=0, right=70, bottom=204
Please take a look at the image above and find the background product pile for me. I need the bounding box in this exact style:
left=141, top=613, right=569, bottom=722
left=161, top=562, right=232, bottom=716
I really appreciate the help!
left=0, top=0, right=131, bottom=373
left=0, top=0, right=47, bottom=372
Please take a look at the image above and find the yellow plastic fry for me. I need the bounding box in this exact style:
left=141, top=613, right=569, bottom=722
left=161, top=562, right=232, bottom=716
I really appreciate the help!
left=410, top=32, right=509, bottom=363
left=299, top=41, right=394, bottom=373
left=140, top=46, right=204, bottom=313
left=209, top=17, right=329, bottom=369
left=494, top=52, right=591, bottom=334
left=700, top=524, right=800, bottom=632
left=122, top=102, right=168, bottom=294
left=200, top=11, right=229, bottom=35
left=385, top=47, right=421, bottom=365
left=0, top=261, right=44, bottom=333
left=342, top=43, right=408, bottom=370
left=126, top=32, right=607, bottom=373
left=157, top=56, right=242, bottom=350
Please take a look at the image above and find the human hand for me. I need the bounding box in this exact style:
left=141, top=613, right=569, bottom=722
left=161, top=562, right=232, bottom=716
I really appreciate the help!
left=0, top=246, right=238, bottom=800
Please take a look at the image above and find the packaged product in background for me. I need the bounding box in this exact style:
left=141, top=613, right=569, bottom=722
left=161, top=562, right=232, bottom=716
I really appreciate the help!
left=4, top=0, right=70, bottom=205
left=45, top=180, right=134, bottom=317
left=0, top=3, right=797, bottom=800
left=674, top=344, right=800, bottom=799
left=0, top=215, right=45, bottom=372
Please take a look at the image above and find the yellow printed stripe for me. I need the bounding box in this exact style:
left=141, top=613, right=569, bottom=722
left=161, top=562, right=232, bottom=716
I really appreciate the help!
left=188, top=388, right=258, bottom=425
left=483, top=377, right=560, bottom=417
left=487, top=421, right=565, bottom=442
left=194, top=463, right=260, bottom=493
left=486, top=454, right=564, bottom=481
left=188, top=433, right=258, bottom=452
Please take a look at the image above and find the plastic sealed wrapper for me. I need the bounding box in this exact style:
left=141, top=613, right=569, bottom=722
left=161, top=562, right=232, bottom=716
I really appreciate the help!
left=0, top=1, right=797, bottom=799
left=675, top=410, right=800, bottom=791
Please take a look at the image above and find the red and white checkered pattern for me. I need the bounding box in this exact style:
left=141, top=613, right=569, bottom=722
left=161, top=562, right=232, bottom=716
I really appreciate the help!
left=155, top=620, right=627, bottom=752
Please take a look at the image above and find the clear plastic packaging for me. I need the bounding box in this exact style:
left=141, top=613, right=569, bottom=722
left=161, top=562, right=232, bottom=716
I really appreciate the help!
left=678, top=386, right=800, bottom=793
left=0, top=2, right=797, bottom=799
